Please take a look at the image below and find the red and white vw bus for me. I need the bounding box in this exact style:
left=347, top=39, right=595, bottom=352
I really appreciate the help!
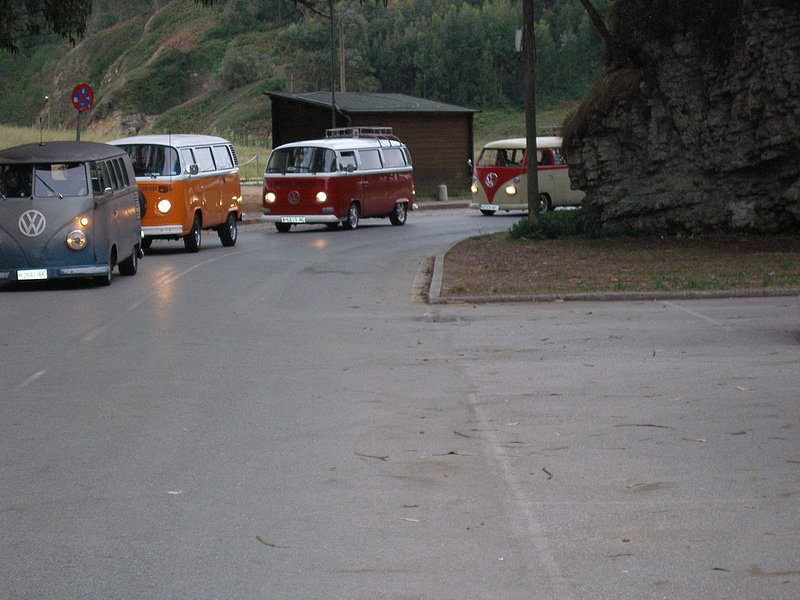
left=469, top=136, right=584, bottom=215
left=261, top=127, right=415, bottom=232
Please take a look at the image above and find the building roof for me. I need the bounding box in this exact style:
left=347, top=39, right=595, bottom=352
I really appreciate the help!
left=267, top=92, right=477, bottom=114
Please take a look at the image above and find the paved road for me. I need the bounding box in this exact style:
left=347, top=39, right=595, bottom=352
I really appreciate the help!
left=1, top=211, right=798, bottom=599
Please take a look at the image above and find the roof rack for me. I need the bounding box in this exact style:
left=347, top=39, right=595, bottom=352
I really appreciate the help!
left=325, top=127, right=399, bottom=142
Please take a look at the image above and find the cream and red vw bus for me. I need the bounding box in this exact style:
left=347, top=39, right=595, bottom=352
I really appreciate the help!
left=261, top=127, right=415, bottom=232
left=470, top=136, right=584, bottom=215
left=110, top=134, right=242, bottom=252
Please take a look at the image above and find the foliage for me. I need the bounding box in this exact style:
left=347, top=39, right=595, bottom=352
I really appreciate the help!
left=509, top=208, right=602, bottom=239
left=0, top=0, right=92, bottom=53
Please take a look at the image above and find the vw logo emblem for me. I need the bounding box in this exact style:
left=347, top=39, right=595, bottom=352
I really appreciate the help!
left=18, top=210, right=47, bottom=237
left=287, top=190, right=300, bottom=204
left=484, top=172, right=498, bottom=188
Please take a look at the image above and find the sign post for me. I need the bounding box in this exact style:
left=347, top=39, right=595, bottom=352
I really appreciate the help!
left=71, top=83, right=94, bottom=141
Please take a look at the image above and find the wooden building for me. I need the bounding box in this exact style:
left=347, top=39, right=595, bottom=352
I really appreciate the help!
left=266, top=92, right=477, bottom=195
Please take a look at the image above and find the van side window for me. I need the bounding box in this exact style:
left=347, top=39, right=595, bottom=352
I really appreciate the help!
left=212, top=145, right=234, bottom=170
left=382, top=148, right=406, bottom=168
left=358, top=149, right=382, bottom=170
left=338, top=151, right=357, bottom=171
left=90, top=162, right=113, bottom=195
left=180, top=148, right=195, bottom=173
left=113, top=159, right=130, bottom=187
left=551, top=148, right=567, bottom=166
left=194, top=147, right=216, bottom=172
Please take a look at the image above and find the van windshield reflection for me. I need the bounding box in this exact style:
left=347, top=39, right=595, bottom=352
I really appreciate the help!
left=120, top=144, right=180, bottom=177
left=266, top=147, right=336, bottom=174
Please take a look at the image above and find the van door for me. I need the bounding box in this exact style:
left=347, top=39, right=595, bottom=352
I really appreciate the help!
left=212, top=144, right=239, bottom=217
left=356, top=148, right=388, bottom=216
left=192, top=146, right=222, bottom=225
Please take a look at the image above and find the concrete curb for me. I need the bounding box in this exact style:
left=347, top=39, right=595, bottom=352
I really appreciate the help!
left=427, top=246, right=800, bottom=304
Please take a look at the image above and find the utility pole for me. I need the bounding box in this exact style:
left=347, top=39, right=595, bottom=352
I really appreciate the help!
left=523, top=0, right=539, bottom=221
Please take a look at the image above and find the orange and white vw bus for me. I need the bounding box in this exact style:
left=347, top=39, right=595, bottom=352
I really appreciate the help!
left=469, top=136, right=584, bottom=215
left=261, top=127, right=415, bottom=232
left=109, top=134, right=242, bottom=252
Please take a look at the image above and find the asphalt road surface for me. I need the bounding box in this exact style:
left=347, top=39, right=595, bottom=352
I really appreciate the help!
left=2, top=210, right=798, bottom=600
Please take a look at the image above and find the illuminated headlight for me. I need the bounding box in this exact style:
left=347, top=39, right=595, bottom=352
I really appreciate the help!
left=79, top=216, right=90, bottom=227
left=157, top=199, right=172, bottom=214
left=470, top=182, right=478, bottom=194
left=316, top=191, right=327, bottom=203
left=265, top=192, right=276, bottom=203
left=65, top=230, right=87, bottom=251
left=505, top=185, right=517, bottom=196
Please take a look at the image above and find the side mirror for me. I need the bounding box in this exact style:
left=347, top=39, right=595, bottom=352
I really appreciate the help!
left=345, top=164, right=356, bottom=173
left=467, top=159, right=473, bottom=168
left=104, top=187, right=113, bottom=195
left=187, top=164, right=199, bottom=175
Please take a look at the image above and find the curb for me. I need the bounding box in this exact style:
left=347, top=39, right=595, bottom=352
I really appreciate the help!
left=427, top=246, right=800, bottom=304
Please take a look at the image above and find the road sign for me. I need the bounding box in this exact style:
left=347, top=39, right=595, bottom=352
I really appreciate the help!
left=72, top=83, right=94, bottom=112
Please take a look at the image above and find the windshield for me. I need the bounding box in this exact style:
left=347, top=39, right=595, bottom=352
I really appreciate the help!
left=31, top=163, right=88, bottom=198
left=266, top=147, right=336, bottom=173
left=0, top=165, right=34, bottom=198
left=120, top=144, right=180, bottom=177
left=477, top=148, right=525, bottom=167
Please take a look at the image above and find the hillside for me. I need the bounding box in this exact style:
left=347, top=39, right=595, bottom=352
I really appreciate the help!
left=0, top=0, right=606, bottom=145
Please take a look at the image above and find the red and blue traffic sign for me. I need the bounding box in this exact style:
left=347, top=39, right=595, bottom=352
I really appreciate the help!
left=71, top=83, right=94, bottom=112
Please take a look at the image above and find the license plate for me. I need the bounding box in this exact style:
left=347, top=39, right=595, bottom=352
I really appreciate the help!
left=480, top=204, right=499, bottom=211
left=281, top=216, right=306, bottom=224
left=17, top=269, right=48, bottom=280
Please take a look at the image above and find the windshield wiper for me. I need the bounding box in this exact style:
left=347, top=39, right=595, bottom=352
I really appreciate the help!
left=35, top=174, right=63, bottom=199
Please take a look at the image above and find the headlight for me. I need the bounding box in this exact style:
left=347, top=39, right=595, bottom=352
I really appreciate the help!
left=157, top=199, right=172, bottom=214
left=65, top=230, right=87, bottom=251
left=505, top=185, right=517, bottom=196
left=316, top=191, right=327, bottom=203
left=470, top=182, right=478, bottom=194
left=265, top=192, right=276, bottom=203
left=79, top=216, right=90, bottom=227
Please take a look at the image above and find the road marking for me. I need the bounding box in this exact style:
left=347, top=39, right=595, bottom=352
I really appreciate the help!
left=664, top=301, right=732, bottom=328
left=17, top=370, right=46, bottom=389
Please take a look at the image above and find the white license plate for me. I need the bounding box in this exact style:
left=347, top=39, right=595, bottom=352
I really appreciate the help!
left=480, top=204, right=500, bottom=211
left=17, top=269, right=48, bottom=280
left=281, top=216, right=306, bottom=224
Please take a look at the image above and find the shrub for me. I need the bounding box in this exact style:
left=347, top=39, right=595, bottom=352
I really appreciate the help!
left=509, top=209, right=602, bottom=240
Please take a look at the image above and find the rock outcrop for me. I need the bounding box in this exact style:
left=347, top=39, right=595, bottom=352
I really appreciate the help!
left=563, top=0, right=800, bottom=234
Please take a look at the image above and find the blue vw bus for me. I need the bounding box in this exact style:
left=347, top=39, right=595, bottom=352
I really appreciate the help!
left=0, top=141, right=142, bottom=286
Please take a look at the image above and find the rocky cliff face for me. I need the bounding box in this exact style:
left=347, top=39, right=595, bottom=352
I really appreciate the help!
left=564, top=0, right=800, bottom=234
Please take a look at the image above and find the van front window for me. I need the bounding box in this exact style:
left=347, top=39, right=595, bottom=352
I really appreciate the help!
left=477, top=148, right=524, bottom=167
left=33, top=163, right=88, bottom=198
left=121, top=144, right=180, bottom=177
left=266, top=147, right=335, bottom=173
left=0, top=165, right=33, bottom=198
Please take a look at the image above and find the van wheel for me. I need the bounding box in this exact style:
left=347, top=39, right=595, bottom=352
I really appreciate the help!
left=342, top=202, right=359, bottom=230
left=94, top=251, right=114, bottom=286
left=118, top=246, right=139, bottom=276
left=389, top=202, right=407, bottom=226
left=218, top=212, right=238, bottom=246
left=275, top=223, right=291, bottom=233
left=184, top=213, right=201, bottom=252
left=538, top=193, right=552, bottom=213
left=480, top=209, right=496, bottom=216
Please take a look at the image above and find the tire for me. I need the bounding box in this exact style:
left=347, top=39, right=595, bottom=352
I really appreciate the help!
left=538, top=193, right=552, bottom=214
left=94, top=250, right=114, bottom=286
left=118, top=245, right=139, bottom=276
left=342, top=202, right=359, bottom=230
left=389, top=202, right=407, bottom=226
left=183, top=213, right=201, bottom=252
left=480, top=209, right=496, bottom=216
left=275, top=222, right=291, bottom=233
left=218, top=212, right=238, bottom=247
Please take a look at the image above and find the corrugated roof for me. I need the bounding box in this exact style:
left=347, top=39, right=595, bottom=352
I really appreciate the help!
left=267, top=92, right=477, bottom=113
